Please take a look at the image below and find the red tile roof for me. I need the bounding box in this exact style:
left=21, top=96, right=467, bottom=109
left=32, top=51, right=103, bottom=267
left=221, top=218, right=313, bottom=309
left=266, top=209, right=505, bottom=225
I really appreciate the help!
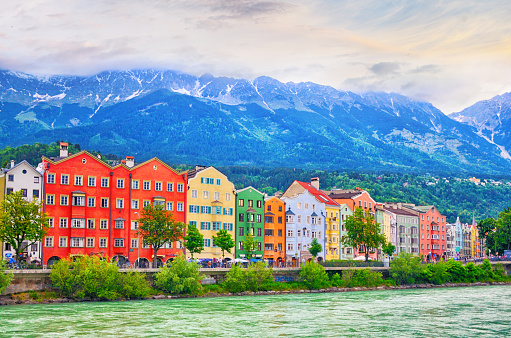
left=296, top=181, right=339, bottom=206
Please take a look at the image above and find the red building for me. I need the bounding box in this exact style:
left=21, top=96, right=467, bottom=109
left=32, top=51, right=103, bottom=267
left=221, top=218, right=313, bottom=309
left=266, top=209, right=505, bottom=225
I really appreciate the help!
left=406, top=205, right=447, bottom=261
left=41, top=147, right=186, bottom=267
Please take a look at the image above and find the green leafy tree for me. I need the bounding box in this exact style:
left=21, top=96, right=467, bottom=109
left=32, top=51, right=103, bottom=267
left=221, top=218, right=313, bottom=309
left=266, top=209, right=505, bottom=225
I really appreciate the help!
left=477, top=217, right=496, bottom=240
left=0, top=260, right=14, bottom=294
left=494, top=208, right=511, bottom=252
left=299, top=261, right=331, bottom=290
left=242, top=232, right=258, bottom=260
left=245, top=262, right=274, bottom=292
left=154, top=254, right=203, bottom=295
left=183, top=224, right=204, bottom=260
left=138, top=203, right=185, bottom=268
left=390, top=252, right=424, bottom=285
left=309, top=238, right=322, bottom=259
left=223, top=264, right=247, bottom=293
left=213, top=229, right=235, bottom=260
left=0, top=190, right=48, bottom=264
left=342, top=207, right=386, bottom=261
left=382, top=241, right=396, bottom=257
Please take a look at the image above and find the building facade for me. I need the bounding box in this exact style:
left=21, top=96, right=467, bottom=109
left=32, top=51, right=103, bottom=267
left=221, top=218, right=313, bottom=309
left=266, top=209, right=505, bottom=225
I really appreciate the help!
left=339, top=204, right=354, bottom=260
left=41, top=149, right=187, bottom=267
left=263, top=196, right=286, bottom=265
left=406, top=205, right=447, bottom=261
left=235, top=187, right=265, bottom=259
left=186, top=166, right=236, bottom=261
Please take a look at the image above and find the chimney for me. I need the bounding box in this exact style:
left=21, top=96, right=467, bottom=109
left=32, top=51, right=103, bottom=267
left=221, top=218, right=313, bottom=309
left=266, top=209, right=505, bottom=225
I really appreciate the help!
left=60, top=142, right=69, bottom=158
left=10, top=160, right=15, bottom=168
left=311, top=177, right=319, bottom=189
left=125, top=156, right=135, bottom=168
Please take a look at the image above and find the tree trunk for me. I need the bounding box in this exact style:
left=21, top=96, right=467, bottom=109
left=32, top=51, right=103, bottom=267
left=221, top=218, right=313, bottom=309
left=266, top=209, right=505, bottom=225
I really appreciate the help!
left=153, top=247, right=158, bottom=268
left=365, top=245, right=369, bottom=262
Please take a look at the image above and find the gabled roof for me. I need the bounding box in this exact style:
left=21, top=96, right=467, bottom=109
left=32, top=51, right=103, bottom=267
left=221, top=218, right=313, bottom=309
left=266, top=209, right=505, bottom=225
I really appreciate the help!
left=4, top=160, right=42, bottom=176
left=328, top=189, right=362, bottom=199
left=285, top=208, right=295, bottom=215
left=294, top=181, right=339, bottom=206
left=379, top=204, right=418, bottom=217
left=236, top=186, right=265, bottom=196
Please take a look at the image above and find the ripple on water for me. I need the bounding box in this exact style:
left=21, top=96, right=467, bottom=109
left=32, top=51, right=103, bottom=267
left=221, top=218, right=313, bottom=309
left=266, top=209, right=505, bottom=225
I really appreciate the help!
left=1, top=286, right=511, bottom=337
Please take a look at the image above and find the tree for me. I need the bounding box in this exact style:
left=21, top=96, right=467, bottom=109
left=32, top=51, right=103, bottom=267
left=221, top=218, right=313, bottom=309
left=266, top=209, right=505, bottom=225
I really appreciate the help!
left=493, top=208, right=511, bottom=253
left=0, top=190, right=48, bottom=265
left=242, top=232, right=258, bottom=260
left=154, top=254, right=203, bottom=296
left=382, top=241, right=396, bottom=257
left=183, top=224, right=204, bottom=260
left=212, top=229, right=235, bottom=260
left=342, top=207, right=386, bottom=261
left=309, top=238, right=322, bottom=259
left=477, top=217, right=496, bottom=240
left=138, top=203, right=185, bottom=268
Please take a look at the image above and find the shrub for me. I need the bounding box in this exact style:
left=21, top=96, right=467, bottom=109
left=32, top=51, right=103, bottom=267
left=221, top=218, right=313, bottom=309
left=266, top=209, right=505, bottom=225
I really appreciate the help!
left=338, top=268, right=385, bottom=288
left=0, top=260, right=14, bottom=294
left=154, top=255, right=203, bottom=296
left=50, top=256, right=151, bottom=299
left=300, top=262, right=331, bottom=290
left=222, top=264, right=247, bottom=293
left=446, top=259, right=467, bottom=282
left=390, top=253, right=423, bottom=285
left=426, top=261, right=449, bottom=285
left=330, top=273, right=342, bottom=287
left=245, top=262, right=274, bottom=292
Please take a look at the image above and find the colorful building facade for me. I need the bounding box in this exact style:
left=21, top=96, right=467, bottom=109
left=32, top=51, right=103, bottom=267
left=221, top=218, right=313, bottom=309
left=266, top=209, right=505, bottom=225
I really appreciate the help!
left=235, top=187, right=265, bottom=259
left=406, top=205, right=447, bottom=261
left=263, top=196, right=286, bottom=265
left=186, top=166, right=236, bottom=261
left=41, top=149, right=187, bottom=267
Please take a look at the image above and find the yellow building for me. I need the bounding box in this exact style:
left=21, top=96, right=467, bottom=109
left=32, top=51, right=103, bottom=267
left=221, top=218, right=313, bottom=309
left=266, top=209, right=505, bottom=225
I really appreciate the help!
left=186, top=166, right=236, bottom=261
left=325, top=204, right=341, bottom=260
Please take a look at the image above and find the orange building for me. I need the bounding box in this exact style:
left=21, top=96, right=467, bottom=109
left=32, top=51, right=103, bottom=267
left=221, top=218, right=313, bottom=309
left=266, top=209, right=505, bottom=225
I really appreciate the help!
left=263, top=196, right=286, bottom=266
left=41, top=146, right=186, bottom=267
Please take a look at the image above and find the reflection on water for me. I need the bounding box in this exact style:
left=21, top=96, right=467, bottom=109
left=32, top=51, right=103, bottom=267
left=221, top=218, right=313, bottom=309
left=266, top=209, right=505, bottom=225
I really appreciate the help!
left=1, top=286, right=510, bottom=337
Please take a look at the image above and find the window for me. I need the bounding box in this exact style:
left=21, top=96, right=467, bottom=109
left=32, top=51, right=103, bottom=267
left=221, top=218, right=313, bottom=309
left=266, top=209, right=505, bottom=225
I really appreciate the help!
left=201, top=206, right=211, bottom=214
left=33, top=189, right=40, bottom=198
left=189, top=205, right=200, bottom=213
left=256, top=214, right=261, bottom=223
left=142, top=200, right=150, bottom=208
left=61, top=174, right=69, bottom=185
left=239, top=213, right=245, bottom=222
left=203, top=239, right=211, bottom=247
left=48, top=218, right=54, bottom=228
left=45, top=237, right=53, bottom=247
left=248, top=200, right=253, bottom=207
left=88, top=176, right=96, bottom=187
left=70, top=237, right=85, bottom=248
left=166, top=202, right=173, bottom=211
left=60, top=195, right=69, bottom=206
left=177, top=183, right=184, bottom=192
left=257, top=228, right=262, bottom=236
left=131, top=221, right=138, bottom=230
left=116, top=199, right=124, bottom=209
left=101, top=177, right=109, bottom=188
left=101, top=198, right=109, bottom=208
left=238, top=241, right=244, bottom=250
left=238, top=199, right=244, bottom=207
left=74, top=175, right=83, bottom=186
left=155, top=182, right=162, bottom=191
left=287, top=243, right=294, bottom=251
left=87, top=219, right=95, bottom=229
left=265, top=216, right=274, bottom=223
left=59, top=218, right=68, bottom=228
left=286, top=215, right=294, bottom=223
left=7, top=174, right=14, bottom=182
left=287, top=230, right=294, bottom=237
left=257, top=200, right=262, bottom=208
left=71, top=219, right=85, bottom=228
left=99, top=238, right=108, bottom=248
left=239, top=227, right=245, bottom=236
left=72, top=195, right=85, bottom=206
left=86, top=197, right=95, bottom=207
left=213, top=206, right=222, bottom=215
left=117, top=179, right=124, bottom=188
left=59, top=237, right=68, bottom=248
left=86, top=238, right=95, bottom=248
left=191, top=190, right=198, bottom=198
left=225, top=193, right=231, bottom=201
left=100, top=220, right=108, bottom=229
left=167, top=182, right=174, bottom=192
left=6, top=188, right=13, bottom=195
left=132, top=180, right=139, bottom=189
left=304, top=203, right=308, bottom=209
left=132, top=199, right=139, bottom=209
left=216, top=179, right=221, bottom=185
left=306, top=216, right=311, bottom=224
left=115, top=219, right=124, bottom=229
left=278, top=229, right=283, bottom=237
left=214, top=192, right=220, bottom=201
left=47, top=173, right=55, bottom=184
left=201, top=222, right=211, bottom=230
left=143, top=181, right=150, bottom=190
left=114, top=239, right=124, bottom=247
left=46, top=194, right=55, bottom=205
left=203, top=191, right=209, bottom=199
left=257, top=242, right=262, bottom=251
left=223, top=223, right=233, bottom=231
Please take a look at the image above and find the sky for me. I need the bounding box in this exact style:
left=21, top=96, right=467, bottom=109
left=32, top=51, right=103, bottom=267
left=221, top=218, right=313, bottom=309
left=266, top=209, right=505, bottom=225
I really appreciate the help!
left=1, top=0, right=511, bottom=113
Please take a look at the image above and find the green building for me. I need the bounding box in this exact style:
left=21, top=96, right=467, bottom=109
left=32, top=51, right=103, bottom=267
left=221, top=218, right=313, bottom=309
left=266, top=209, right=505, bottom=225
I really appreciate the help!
left=236, top=186, right=265, bottom=260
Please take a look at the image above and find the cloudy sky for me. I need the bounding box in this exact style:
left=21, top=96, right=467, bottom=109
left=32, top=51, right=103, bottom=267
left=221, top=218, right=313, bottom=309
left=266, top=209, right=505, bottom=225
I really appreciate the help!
left=1, top=0, right=511, bottom=113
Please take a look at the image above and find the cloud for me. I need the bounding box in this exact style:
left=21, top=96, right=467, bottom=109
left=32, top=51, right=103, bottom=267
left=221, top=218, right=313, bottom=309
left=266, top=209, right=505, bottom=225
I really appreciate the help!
left=410, top=65, right=442, bottom=74
left=369, top=62, right=402, bottom=76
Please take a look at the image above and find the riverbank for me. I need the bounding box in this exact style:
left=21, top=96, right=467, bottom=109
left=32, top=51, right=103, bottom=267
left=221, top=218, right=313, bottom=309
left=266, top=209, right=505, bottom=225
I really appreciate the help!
left=1, top=281, right=509, bottom=306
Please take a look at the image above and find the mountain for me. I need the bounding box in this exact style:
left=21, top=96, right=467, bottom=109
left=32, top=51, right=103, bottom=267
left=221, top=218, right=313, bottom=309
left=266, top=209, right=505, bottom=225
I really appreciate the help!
left=450, top=92, right=511, bottom=160
left=0, top=69, right=510, bottom=174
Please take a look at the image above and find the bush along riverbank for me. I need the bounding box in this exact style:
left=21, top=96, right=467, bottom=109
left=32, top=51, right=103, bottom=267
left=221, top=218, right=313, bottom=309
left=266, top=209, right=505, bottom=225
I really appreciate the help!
left=1, top=254, right=510, bottom=306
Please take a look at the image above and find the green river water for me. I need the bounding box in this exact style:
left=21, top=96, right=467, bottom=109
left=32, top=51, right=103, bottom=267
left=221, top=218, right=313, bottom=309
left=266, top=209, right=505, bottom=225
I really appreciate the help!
left=1, top=285, right=510, bottom=337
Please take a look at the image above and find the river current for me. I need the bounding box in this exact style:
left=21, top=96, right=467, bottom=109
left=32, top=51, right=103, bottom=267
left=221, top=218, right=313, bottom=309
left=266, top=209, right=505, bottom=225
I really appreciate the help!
left=1, top=285, right=510, bottom=337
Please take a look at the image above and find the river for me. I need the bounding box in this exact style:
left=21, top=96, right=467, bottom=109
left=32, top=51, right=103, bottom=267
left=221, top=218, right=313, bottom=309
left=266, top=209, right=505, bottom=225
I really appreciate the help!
left=1, top=286, right=510, bottom=337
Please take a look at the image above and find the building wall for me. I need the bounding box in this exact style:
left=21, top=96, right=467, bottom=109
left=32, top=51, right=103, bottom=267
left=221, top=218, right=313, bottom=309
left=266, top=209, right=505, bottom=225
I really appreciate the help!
left=42, top=152, right=186, bottom=266
left=339, top=204, right=354, bottom=260
left=418, top=207, right=447, bottom=260
left=186, top=167, right=236, bottom=260
left=263, top=196, right=286, bottom=263
left=235, top=187, right=265, bottom=259
left=282, top=191, right=326, bottom=264
left=324, top=205, right=341, bottom=260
